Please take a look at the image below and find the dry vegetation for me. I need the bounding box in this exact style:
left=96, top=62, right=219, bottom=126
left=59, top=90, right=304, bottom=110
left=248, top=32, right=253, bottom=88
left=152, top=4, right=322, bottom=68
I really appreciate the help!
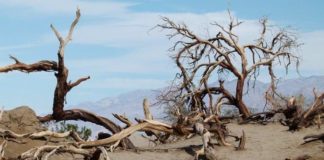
left=0, top=9, right=323, bottom=160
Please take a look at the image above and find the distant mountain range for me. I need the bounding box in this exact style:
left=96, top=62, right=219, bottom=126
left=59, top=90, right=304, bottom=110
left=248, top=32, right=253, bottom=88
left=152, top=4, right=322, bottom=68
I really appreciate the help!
left=67, top=75, right=324, bottom=135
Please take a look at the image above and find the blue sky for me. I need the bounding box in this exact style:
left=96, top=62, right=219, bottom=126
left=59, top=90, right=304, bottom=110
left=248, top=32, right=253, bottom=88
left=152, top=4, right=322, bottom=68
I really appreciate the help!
left=0, top=0, right=323, bottom=114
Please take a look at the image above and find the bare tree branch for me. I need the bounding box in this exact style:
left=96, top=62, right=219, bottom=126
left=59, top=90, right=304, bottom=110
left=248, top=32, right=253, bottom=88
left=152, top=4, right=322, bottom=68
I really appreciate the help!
left=0, top=56, right=58, bottom=73
left=157, top=14, right=300, bottom=119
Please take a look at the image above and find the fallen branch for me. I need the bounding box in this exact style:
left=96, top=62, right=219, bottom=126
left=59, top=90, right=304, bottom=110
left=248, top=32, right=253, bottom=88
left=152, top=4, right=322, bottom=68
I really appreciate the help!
left=80, top=122, right=149, bottom=148
left=19, top=145, right=92, bottom=160
left=112, top=114, right=132, bottom=128
left=302, top=133, right=324, bottom=144
left=0, top=129, right=84, bottom=142
left=38, top=109, right=135, bottom=149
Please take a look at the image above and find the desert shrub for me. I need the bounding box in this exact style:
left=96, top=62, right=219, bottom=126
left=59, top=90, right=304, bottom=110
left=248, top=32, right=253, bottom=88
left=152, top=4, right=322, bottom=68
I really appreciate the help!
left=44, top=121, right=92, bottom=141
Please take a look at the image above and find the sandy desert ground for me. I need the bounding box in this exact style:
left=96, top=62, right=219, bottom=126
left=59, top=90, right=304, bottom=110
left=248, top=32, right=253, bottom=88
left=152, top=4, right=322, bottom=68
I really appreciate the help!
left=109, top=123, right=324, bottom=160
left=1, top=107, right=323, bottom=160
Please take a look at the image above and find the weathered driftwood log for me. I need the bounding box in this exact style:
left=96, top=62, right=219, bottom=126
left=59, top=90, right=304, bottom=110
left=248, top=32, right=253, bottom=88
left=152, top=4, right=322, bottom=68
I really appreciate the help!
left=80, top=122, right=150, bottom=148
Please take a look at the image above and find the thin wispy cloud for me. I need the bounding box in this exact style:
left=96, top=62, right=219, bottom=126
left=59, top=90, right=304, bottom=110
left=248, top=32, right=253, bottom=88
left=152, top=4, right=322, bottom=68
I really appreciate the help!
left=0, top=0, right=135, bottom=16
left=0, top=0, right=323, bottom=114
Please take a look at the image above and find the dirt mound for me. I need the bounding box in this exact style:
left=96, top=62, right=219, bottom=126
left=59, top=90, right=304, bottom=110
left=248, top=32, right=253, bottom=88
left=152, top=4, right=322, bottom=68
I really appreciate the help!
left=0, top=106, right=81, bottom=160
left=0, top=106, right=45, bottom=133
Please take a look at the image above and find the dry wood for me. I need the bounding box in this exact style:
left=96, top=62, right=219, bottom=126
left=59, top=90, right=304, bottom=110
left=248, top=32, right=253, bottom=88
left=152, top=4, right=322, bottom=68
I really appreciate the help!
left=303, top=133, right=324, bottom=144
left=98, top=146, right=111, bottom=160
left=0, top=140, right=7, bottom=160
left=249, top=88, right=324, bottom=130
left=109, top=140, right=121, bottom=152
left=46, top=8, right=134, bottom=148
left=0, top=129, right=84, bottom=142
left=0, top=107, right=4, bottom=122
left=0, top=8, right=135, bottom=149
left=80, top=122, right=149, bottom=148
left=143, top=98, right=153, bottom=120
left=0, top=56, right=58, bottom=73
left=194, top=123, right=205, bottom=135
left=42, top=146, right=61, bottom=160
left=157, top=14, right=300, bottom=118
left=0, top=8, right=254, bottom=160
left=0, top=128, right=30, bottom=138
left=19, top=145, right=92, bottom=160
left=195, top=129, right=219, bottom=160
left=205, top=146, right=218, bottom=160
left=236, top=130, right=246, bottom=150
left=112, top=114, right=132, bottom=128
left=285, top=91, right=324, bottom=130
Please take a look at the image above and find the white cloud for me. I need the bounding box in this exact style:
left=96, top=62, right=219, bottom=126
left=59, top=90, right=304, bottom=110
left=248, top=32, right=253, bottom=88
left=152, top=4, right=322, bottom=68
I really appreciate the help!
left=1, top=0, right=324, bottom=95
left=72, top=11, right=263, bottom=47
left=299, top=30, right=324, bottom=72
left=0, top=0, right=323, bottom=118
left=67, top=45, right=174, bottom=75
left=0, top=0, right=134, bottom=16
left=62, top=11, right=280, bottom=84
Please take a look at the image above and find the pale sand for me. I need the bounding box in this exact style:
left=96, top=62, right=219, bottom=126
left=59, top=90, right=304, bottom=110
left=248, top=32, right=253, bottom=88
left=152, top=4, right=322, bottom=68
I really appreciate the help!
left=109, top=123, right=324, bottom=160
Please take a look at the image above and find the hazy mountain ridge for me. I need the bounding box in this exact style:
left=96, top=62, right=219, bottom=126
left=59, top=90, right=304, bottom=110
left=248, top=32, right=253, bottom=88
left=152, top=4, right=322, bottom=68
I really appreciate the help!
left=70, top=75, right=324, bottom=121
left=67, top=75, right=324, bottom=136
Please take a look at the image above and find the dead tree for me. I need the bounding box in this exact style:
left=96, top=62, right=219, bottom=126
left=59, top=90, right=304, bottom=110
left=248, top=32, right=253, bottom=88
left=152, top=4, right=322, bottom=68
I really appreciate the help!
left=259, top=88, right=324, bottom=130
left=157, top=13, right=300, bottom=118
left=0, top=8, right=134, bottom=149
left=0, top=9, right=248, bottom=160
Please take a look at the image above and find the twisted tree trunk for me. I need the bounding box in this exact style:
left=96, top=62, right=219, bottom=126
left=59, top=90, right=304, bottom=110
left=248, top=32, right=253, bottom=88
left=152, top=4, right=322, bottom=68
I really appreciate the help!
left=235, top=78, right=251, bottom=118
